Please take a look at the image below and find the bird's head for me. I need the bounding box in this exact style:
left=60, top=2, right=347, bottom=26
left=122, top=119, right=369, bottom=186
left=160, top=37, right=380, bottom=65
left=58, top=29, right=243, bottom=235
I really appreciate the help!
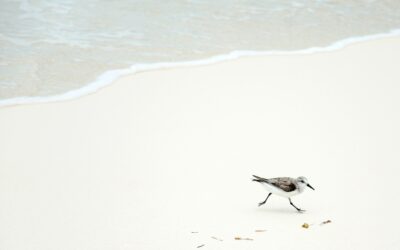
left=296, top=176, right=315, bottom=191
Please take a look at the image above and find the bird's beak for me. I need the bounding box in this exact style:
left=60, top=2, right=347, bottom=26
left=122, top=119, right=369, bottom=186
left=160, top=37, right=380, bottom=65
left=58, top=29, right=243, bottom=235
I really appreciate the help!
left=307, top=184, right=315, bottom=190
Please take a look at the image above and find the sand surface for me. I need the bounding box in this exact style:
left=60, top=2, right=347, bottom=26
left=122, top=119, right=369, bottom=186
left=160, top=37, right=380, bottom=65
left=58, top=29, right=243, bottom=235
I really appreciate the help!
left=1, top=38, right=400, bottom=250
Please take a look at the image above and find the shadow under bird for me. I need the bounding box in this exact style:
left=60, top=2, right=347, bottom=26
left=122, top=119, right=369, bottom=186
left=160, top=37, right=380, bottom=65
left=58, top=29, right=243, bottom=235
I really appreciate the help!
left=252, top=175, right=315, bottom=212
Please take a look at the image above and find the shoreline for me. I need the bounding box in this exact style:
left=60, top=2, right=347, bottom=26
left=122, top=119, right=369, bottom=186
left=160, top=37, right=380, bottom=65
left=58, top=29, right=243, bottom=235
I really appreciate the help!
left=1, top=37, right=400, bottom=249
left=1, top=28, right=400, bottom=108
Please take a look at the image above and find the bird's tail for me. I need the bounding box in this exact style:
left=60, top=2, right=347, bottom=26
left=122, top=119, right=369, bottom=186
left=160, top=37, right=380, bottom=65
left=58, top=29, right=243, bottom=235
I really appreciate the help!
left=252, top=175, right=265, bottom=182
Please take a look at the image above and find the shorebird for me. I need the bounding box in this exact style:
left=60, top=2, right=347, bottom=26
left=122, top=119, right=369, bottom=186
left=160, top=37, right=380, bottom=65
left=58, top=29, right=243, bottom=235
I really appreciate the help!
left=252, top=175, right=315, bottom=212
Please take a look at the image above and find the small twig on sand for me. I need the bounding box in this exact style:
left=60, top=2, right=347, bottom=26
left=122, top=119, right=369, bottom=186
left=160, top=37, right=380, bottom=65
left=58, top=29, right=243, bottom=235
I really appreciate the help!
left=255, top=229, right=267, bottom=233
left=211, top=236, right=223, bottom=241
left=320, top=220, right=332, bottom=225
left=234, top=237, right=253, bottom=241
left=196, top=244, right=205, bottom=248
left=191, top=231, right=199, bottom=234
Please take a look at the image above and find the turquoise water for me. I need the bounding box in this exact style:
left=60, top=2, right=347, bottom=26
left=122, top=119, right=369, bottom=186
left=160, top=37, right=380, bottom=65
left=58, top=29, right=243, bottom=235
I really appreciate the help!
left=1, top=0, right=400, bottom=101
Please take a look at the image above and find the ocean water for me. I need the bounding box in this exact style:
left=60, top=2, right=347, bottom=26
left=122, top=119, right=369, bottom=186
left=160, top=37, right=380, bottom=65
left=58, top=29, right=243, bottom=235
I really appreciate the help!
left=1, top=0, right=400, bottom=105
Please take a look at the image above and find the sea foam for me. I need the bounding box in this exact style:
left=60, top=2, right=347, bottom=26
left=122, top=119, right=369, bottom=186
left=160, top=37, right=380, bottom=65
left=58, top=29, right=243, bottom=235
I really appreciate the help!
left=2, top=0, right=400, bottom=102
left=1, top=29, right=400, bottom=108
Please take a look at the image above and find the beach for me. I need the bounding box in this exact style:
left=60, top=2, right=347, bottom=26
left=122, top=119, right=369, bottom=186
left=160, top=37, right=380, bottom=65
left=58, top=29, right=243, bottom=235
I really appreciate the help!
left=1, top=37, right=400, bottom=250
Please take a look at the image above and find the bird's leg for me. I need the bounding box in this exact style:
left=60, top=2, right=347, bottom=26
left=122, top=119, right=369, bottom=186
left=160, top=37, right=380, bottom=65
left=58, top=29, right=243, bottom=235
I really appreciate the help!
left=288, top=198, right=305, bottom=212
left=258, top=193, right=272, bottom=207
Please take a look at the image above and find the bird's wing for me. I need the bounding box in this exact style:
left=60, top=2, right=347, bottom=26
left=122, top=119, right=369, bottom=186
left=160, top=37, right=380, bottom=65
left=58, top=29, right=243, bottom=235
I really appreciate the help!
left=266, top=177, right=297, bottom=192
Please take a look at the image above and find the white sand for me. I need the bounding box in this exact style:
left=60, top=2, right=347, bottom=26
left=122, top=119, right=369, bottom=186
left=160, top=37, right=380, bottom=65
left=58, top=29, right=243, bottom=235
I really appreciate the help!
left=1, top=38, right=400, bottom=250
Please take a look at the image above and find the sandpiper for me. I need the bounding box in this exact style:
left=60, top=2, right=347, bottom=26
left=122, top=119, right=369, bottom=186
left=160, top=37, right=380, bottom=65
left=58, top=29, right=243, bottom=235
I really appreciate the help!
left=252, top=175, right=315, bottom=212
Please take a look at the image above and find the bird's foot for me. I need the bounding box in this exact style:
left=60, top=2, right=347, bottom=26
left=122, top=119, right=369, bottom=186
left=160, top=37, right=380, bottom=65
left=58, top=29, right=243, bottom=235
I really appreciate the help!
left=297, top=209, right=306, bottom=213
left=258, top=202, right=266, bottom=207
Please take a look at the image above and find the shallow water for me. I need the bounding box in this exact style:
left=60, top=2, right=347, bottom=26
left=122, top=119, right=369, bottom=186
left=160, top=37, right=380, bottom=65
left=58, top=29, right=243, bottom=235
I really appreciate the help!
left=1, top=0, right=400, bottom=101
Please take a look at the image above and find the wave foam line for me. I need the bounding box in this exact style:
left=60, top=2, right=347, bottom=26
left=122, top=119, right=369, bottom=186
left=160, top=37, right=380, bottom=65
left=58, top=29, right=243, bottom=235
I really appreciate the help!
left=1, top=29, right=400, bottom=108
